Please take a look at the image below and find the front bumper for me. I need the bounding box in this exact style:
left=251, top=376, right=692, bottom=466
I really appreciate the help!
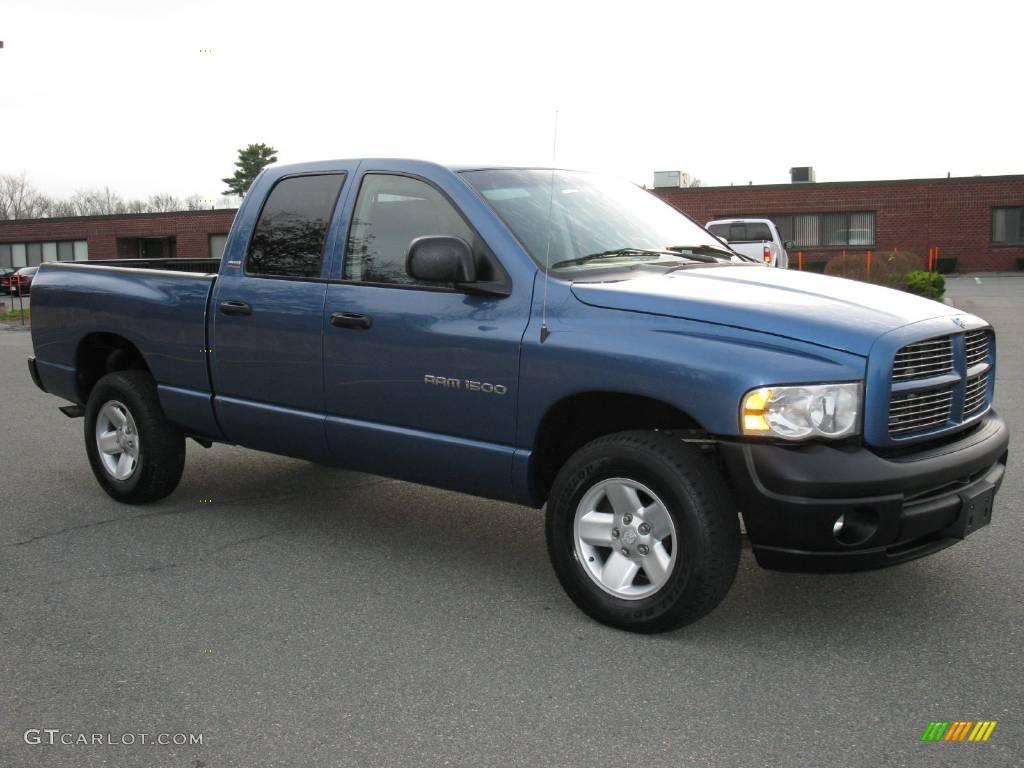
left=719, top=411, right=1009, bottom=572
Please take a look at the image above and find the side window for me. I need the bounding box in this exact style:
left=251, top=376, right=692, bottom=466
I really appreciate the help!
left=344, top=174, right=474, bottom=286
left=246, top=174, right=345, bottom=278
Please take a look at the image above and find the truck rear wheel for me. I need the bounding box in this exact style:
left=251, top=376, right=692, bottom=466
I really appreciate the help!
left=84, top=371, right=186, bottom=504
left=545, top=431, right=740, bottom=633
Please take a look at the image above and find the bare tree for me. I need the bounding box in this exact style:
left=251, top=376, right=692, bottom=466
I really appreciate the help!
left=147, top=193, right=183, bottom=212
left=1, top=172, right=236, bottom=218
left=0, top=173, right=51, bottom=219
left=98, top=186, right=127, bottom=215
left=62, top=186, right=128, bottom=216
left=47, top=198, right=79, bottom=218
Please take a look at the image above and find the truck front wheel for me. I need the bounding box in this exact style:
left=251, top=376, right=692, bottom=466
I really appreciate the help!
left=84, top=371, right=186, bottom=504
left=546, top=431, right=740, bottom=633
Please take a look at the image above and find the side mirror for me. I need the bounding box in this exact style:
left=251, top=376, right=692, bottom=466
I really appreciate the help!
left=406, top=236, right=476, bottom=284
left=716, top=236, right=729, bottom=245
left=783, top=240, right=794, bottom=250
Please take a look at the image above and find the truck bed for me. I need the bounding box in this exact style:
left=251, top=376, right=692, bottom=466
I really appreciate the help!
left=29, top=261, right=218, bottom=431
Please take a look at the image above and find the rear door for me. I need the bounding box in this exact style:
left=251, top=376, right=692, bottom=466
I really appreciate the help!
left=210, top=170, right=350, bottom=460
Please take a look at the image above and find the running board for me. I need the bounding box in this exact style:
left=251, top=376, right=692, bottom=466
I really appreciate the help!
left=58, top=404, right=85, bottom=418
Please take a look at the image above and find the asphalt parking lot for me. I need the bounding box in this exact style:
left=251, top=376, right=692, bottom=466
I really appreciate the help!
left=1, top=276, right=1021, bottom=767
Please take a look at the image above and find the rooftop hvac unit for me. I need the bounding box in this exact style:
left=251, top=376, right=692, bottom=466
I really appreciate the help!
left=653, top=170, right=692, bottom=189
left=790, top=167, right=815, bottom=183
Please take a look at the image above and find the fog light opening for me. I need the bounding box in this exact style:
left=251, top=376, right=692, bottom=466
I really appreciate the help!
left=833, top=506, right=879, bottom=547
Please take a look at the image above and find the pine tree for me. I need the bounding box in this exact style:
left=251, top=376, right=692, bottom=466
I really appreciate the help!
left=222, top=143, right=278, bottom=197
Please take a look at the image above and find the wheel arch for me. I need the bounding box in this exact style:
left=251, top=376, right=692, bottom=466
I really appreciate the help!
left=75, top=332, right=151, bottom=404
left=530, top=391, right=708, bottom=504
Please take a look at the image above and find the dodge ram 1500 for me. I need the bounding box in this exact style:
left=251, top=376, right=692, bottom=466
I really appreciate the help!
left=28, top=159, right=1009, bottom=632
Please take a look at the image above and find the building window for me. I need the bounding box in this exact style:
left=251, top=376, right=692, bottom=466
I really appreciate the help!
left=26, top=242, right=43, bottom=266
left=209, top=234, right=229, bottom=260
left=742, top=212, right=875, bottom=247
left=993, top=207, right=1024, bottom=244
left=0, top=240, right=89, bottom=267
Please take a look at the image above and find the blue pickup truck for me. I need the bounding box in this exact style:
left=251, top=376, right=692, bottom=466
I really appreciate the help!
left=27, top=159, right=1009, bottom=632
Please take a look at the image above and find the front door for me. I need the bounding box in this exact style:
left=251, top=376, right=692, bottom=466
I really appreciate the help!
left=322, top=171, right=527, bottom=498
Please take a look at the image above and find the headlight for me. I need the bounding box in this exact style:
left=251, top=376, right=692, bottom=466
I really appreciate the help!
left=741, top=382, right=862, bottom=440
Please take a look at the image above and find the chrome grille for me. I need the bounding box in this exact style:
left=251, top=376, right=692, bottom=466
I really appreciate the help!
left=888, top=385, right=954, bottom=435
left=887, top=327, right=995, bottom=439
left=965, top=330, right=991, bottom=368
left=964, top=372, right=989, bottom=417
left=892, top=337, right=954, bottom=381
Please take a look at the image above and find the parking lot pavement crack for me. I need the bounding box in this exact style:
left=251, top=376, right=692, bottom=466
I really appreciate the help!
left=14, top=529, right=291, bottom=591
left=209, top=527, right=291, bottom=554
left=36, top=561, right=182, bottom=589
left=4, top=507, right=201, bottom=548
left=5, top=477, right=392, bottom=548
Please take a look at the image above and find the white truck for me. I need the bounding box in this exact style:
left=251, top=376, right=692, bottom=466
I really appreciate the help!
left=706, top=218, right=790, bottom=268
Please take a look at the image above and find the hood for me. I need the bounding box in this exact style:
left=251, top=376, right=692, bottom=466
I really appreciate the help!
left=570, top=265, right=961, bottom=356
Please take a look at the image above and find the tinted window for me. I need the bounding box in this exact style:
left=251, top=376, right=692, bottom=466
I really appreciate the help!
left=708, top=222, right=773, bottom=242
left=246, top=174, right=344, bottom=278
left=344, top=175, right=473, bottom=285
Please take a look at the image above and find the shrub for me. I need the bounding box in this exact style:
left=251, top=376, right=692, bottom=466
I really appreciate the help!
left=905, top=270, right=945, bottom=300
left=824, top=250, right=925, bottom=289
left=804, top=261, right=827, bottom=273
left=936, top=257, right=957, bottom=274
left=1016, top=257, right=1024, bottom=271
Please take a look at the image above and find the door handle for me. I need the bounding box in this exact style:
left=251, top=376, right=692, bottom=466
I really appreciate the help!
left=330, top=312, right=372, bottom=330
left=219, top=299, right=252, bottom=316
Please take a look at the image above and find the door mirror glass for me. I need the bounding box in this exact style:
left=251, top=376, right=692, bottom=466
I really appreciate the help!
left=406, top=236, right=476, bottom=283
left=784, top=240, right=794, bottom=249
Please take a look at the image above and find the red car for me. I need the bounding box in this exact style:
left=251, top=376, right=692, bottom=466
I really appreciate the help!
left=1, top=266, right=38, bottom=295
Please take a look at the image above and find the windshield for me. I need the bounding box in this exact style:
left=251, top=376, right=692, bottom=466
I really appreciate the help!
left=462, top=169, right=737, bottom=271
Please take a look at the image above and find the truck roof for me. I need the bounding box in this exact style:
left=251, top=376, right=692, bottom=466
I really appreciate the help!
left=706, top=217, right=775, bottom=225
left=266, top=159, right=565, bottom=175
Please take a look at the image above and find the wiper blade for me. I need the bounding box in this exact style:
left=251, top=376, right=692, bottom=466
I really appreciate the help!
left=666, top=244, right=751, bottom=262
left=550, top=247, right=703, bottom=269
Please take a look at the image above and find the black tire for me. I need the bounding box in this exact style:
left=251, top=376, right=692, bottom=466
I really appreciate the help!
left=84, top=371, right=186, bottom=504
left=546, top=430, right=740, bottom=633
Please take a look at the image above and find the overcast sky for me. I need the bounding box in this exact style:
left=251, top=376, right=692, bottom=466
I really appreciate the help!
left=2, top=0, right=1021, bottom=201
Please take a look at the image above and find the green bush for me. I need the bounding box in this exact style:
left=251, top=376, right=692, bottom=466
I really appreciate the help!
left=824, top=250, right=925, bottom=288
left=936, top=257, right=957, bottom=274
left=804, top=261, right=827, bottom=273
left=905, top=270, right=945, bottom=300
left=1016, top=257, right=1024, bottom=271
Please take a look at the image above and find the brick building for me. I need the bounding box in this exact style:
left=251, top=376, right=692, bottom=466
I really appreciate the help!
left=3, top=174, right=1023, bottom=273
left=0, top=209, right=237, bottom=268
left=653, top=174, right=1024, bottom=273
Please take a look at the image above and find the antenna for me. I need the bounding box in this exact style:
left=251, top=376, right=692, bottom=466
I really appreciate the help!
left=539, top=109, right=559, bottom=343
